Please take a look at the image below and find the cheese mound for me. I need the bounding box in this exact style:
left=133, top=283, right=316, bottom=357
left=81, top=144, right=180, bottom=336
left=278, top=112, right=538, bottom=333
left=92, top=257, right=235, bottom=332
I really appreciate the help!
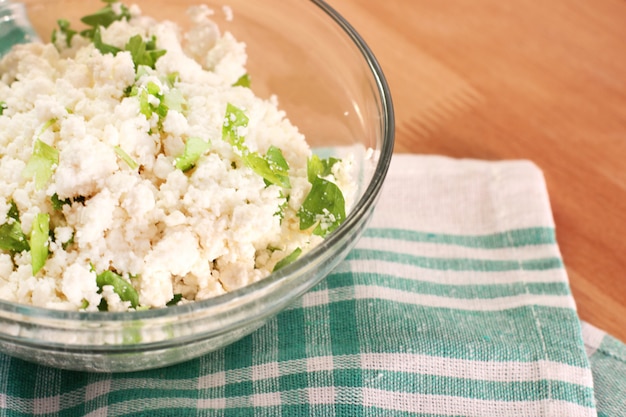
left=0, top=5, right=352, bottom=311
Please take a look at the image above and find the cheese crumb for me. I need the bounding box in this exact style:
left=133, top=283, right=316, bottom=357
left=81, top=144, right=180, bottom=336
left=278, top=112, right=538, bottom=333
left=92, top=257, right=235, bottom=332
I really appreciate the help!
left=0, top=4, right=353, bottom=311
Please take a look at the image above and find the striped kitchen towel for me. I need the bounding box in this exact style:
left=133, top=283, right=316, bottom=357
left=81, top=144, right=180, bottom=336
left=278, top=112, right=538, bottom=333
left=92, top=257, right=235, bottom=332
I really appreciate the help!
left=1, top=154, right=625, bottom=416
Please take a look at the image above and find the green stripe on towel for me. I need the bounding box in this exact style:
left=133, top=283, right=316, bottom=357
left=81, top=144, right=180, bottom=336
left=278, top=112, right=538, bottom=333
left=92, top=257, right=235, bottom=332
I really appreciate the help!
left=363, top=227, right=557, bottom=248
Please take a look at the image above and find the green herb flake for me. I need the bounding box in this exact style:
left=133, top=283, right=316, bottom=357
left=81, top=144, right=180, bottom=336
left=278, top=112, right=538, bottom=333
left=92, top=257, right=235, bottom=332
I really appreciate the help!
left=22, top=139, right=59, bottom=190
left=275, top=191, right=289, bottom=220
left=175, top=137, right=210, bottom=172
left=30, top=213, right=50, bottom=275
left=297, top=177, right=346, bottom=237
left=125, top=35, right=166, bottom=69
left=307, top=154, right=340, bottom=183
left=51, top=193, right=70, bottom=211
left=96, top=270, right=139, bottom=309
left=233, top=73, right=251, bottom=88
left=80, top=0, right=131, bottom=30
left=273, top=247, right=302, bottom=272
left=138, top=88, right=152, bottom=119
left=114, top=146, right=139, bottom=170
left=244, top=151, right=291, bottom=189
left=222, top=103, right=249, bottom=150
left=163, top=88, right=186, bottom=114
left=263, top=145, right=291, bottom=188
left=222, top=104, right=291, bottom=188
left=166, top=293, right=183, bottom=306
left=92, top=27, right=121, bottom=55
left=61, top=233, right=75, bottom=251
left=0, top=101, right=7, bottom=115
left=165, top=72, right=179, bottom=88
left=0, top=202, right=30, bottom=253
left=52, top=19, right=77, bottom=47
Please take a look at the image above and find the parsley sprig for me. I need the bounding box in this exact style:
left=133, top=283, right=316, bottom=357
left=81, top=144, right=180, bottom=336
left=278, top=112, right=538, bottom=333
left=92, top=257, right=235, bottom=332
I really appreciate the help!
left=222, top=103, right=291, bottom=189
left=96, top=270, right=140, bottom=310
left=297, top=155, right=346, bottom=237
left=0, top=202, right=30, bottom=254
left=22, top=133, right=59, bottom=191
left=52, top=1, right=166, bottom=70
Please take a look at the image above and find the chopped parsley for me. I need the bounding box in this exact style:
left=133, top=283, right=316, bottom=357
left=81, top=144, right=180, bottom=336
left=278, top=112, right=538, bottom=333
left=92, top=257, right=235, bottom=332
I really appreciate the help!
left=132, top=81, right=185, bottom=127
left=273, top=248, right=302, bottom=272
left=52, top=19, right=77, bottom=47
left=307, top=154, right=340, bottom=183
left=0, top=202, right=30, bottom=253
left=92, top=27, right=121, bottom=55
left=175, top=137, right=211, bottom=172
left=51, top=193, right=68, bottom=211
left=0, top=101, right=7, bottom=115
left=114, top=146, right=139, bottom=170
left=22, top=138, right=59, bottom=190
left=30, top=213, right=50, bottom=275
left=233, top=73, right=251, bottom=88
left=80, top=0, right=131, bottom=31
left=125, top=35, right=166, bottom=69
left=51, top=194, right=86, bottom=211
left=297, top=156, right=346, bottom=237
left=96, top=270, right=140, bottom=310
left=222, top=104, right=291, bottom=189
left=166, top=293, right=183, bottom=306
left=52, top=1, right=165, bottom=70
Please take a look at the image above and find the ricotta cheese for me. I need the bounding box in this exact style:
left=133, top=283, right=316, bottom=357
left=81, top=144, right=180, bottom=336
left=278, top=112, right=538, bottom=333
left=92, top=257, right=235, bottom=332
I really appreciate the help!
left=0, top=3, right=353, bottom=311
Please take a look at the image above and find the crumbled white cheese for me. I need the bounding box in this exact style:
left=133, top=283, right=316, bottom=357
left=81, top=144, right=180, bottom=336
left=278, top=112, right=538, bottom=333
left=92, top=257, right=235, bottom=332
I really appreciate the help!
left=0, top=4, right=353, bottom=311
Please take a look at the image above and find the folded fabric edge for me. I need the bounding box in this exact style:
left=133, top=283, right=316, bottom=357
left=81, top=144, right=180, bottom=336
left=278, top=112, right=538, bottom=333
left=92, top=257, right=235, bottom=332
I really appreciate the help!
left=581, top=321, right=626, bottom=416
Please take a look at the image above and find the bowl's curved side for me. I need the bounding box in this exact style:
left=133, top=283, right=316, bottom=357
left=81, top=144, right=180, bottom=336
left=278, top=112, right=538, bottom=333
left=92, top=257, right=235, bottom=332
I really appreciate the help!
left=0, top=0, right=394, bottom=372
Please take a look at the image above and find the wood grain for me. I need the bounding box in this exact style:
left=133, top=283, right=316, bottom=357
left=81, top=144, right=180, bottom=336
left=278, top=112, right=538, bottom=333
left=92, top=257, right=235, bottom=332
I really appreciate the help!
left=329, top=0, right=626, bottom=341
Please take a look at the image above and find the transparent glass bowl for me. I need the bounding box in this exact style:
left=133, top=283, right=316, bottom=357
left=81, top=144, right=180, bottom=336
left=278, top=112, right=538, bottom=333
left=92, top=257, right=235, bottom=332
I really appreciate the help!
left=0, top=0, right=394, bottom=372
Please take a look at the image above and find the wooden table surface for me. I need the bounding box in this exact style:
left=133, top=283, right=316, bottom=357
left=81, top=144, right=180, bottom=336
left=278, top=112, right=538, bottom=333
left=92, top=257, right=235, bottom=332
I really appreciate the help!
left=329, top=0, right=626, bottom=341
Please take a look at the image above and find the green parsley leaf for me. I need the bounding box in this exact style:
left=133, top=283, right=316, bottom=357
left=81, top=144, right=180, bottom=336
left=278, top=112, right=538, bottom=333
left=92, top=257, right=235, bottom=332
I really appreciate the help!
left=52, top=19, right=77, bottom=47
left=51, top=193, right=70, bottom=211
left=125, top=35, right=166, bottom=69
left=0, top=202, right=30, bottom=253
left=163, top=88, right=186, bottom=114
left=97, top=298, right=109, bottom=311
left=307, top=154, right=340, bottom=183
left=165, top=72, right=179, bottom=88
left=7, top=202, right=19, bottom=222
left=136, top=81, right=180, bottom=126
left=233, top=73, right=251, bottom=88
left=275, top=191, right=289, bottom=220
left=96, top=270, right=139, bottom=309
left=30, top=213, right=50, bottom=275
left=273, top=247, right=302, bottom=272
left=0, top=101, right=7, bottom=115
left=51, top=194, right=86, bottom=211
left=222, top=104, right=291, bottom=188
left=175, top=137, right=210, bottom=172
left=114, top=146, right=139, bottom=170
left=146, top=81, right=160, bottom=96
left=264, top=146, right=291, bottom=188
left=61, top=233, right=75, bottom=251
left=138, top=88, right=152, bottom=119
left=244, top=151, right=291, bottom=189
left=22, top=139, right=59, bottom=190
left=297, top=177, right=345, bottom=237
left=92, top=27, right=121, bottom=55
left=222, top=103, right=249, bottom=150
left=166, top=293, right=183, bottom=306
left=80, top=0, right=131, bottom=29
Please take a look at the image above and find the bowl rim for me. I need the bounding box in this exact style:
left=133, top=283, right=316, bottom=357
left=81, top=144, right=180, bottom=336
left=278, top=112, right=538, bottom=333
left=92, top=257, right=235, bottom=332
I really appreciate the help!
left=0, top=0, right=395, bottom=325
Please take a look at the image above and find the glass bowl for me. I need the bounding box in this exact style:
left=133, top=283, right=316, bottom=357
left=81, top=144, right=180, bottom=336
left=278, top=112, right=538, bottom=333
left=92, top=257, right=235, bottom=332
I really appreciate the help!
left=0, top=0, right=394, bottom=372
